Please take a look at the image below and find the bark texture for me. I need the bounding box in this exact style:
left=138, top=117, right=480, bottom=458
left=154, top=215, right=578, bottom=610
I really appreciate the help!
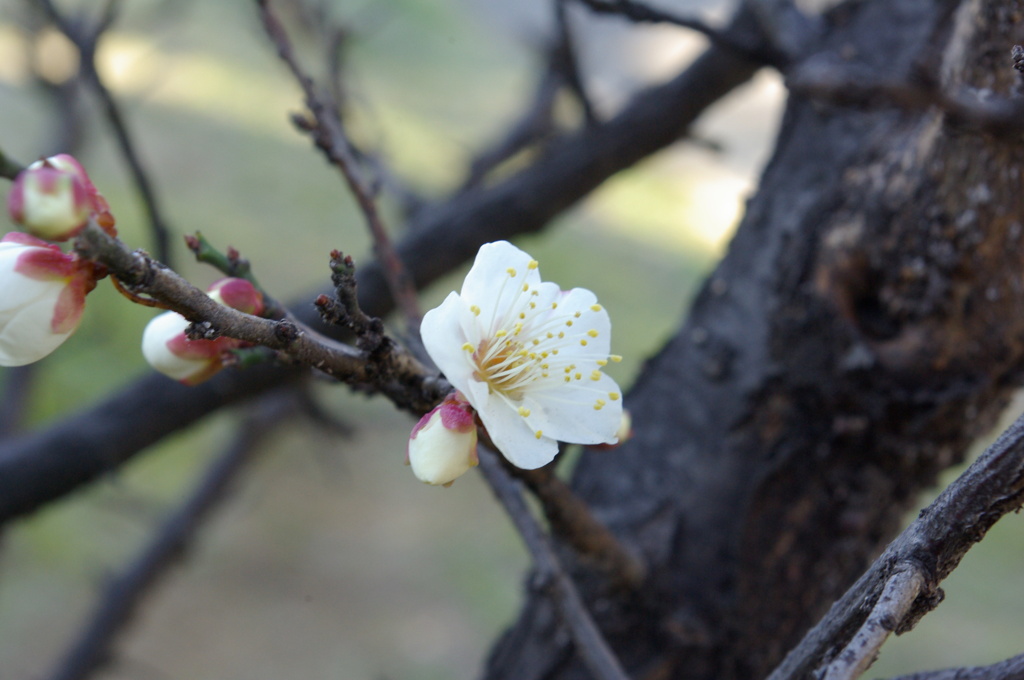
left=483, top=1, right=1024, bottom=678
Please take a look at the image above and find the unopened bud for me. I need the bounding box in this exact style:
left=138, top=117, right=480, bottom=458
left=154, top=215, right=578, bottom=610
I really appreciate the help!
left=407, top=395, right=479, bottom=486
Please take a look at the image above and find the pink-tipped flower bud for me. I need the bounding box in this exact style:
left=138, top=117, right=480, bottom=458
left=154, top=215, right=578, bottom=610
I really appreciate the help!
left=141, top=311, right=234, bottom=386
left=8, top=162, right=92, bottom=241
left=141, top=278, right=264, bottom=385
left=0, top=232, right=98, bottom=365
left=407, top=395, right=479, bottom=486
left=8, top=155, right=116, bottom=240
left=207, top=277, right=264, bottom=315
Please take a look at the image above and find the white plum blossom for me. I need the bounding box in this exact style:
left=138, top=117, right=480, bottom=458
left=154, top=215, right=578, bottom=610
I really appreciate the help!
left=0, top=232, right=98, bottom=366
left=407, top=394, right=479, bottom=486
left=420, top=240, right=623, bottom=469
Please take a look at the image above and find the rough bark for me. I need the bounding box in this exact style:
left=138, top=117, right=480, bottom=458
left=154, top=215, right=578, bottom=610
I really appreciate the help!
left=482, top=1, right=1024, bottom=678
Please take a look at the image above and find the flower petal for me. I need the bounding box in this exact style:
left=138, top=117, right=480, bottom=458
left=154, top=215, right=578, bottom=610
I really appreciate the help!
left=473, top=388, right=560, bottom=469
left=420, top=291, right=477, bottom=395
left=521, top=371, right=623, bottom=445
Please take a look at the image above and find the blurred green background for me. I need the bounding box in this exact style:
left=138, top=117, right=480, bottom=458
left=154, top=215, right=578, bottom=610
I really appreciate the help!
left=0, top=1, right=1019, bottom=678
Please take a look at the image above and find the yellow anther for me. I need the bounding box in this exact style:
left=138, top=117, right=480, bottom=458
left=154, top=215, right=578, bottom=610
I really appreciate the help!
left=574, top=311, right=582, bottom=318
left=558, top=331, right=565, bottom=339
left=519, top=312, right=526, bottom=320
left=462, top=343, right=474, bottom=352
left=542, top=372, right=549, bottom=378
left=590, top=304, right=603, bottom=312
left=522, top=283, right=529, bottom=292
left=564, top=367, right=572, bottom=373
left=541, top=363, right=549, bottom=369
left=470, top=305, right=481, bottom=316
left=532, top=338, right=540, bottom=345
left=547, top=332, right=554, bottom=339
left=594, top=400, right=606, bottom=411
left=507, top=268, right=517, bottom=277
left=565, top=320, right=573, bottom=327
left=564, top=376, right=571, bottom=383
left=587, top=329, right=599, bottom=338
left=552, top=349, right=559, bottom=355
left=529, top=302, right=537, bottom=309
left=518, top=407, right=531, bottom=417
left=609, top=392, right=620, bottom=401
left=580, top=339, right=588, bottom=346
left=495, top=330, right=507, bottom=338
left=610, top=354, right=622, bottom=362
left=541, top=352, right=549, bottom=358
left=597, top=359, right=608, bottom=366
left=528, top=260, right=538, bottom=270
left=535, top=430, right=543, bottom=439
left=574, top=372, right=582, bottom=380
left=531, top=290, right=540, bottom=296
left=591, top=371, right=601, bottom=381
left=552, top=302, right=558, bottom=309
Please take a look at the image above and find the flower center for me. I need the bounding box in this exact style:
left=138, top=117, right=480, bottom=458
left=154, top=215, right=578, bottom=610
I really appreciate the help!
left=472, top=337, right=533, bottom=399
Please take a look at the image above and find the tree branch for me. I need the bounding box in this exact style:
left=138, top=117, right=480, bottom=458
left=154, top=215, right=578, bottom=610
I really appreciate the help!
left=43, top=392, right=291, bottom=680
left=36, top=0, right=175, bottom=265
left=477, top=447, right=631, bottom=680
left=820, top=567, right=926, bottom=680
left=768, top=409, right=1024, bottom=680
left=883, top=652, right=1024, bottom=680
left=257, top=0, right=422, bottom=333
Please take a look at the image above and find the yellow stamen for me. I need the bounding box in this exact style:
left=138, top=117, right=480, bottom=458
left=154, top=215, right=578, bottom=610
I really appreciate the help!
left=609, top=392, right=620, bottom=401
left=462, top=343, right=474, bottom=352
left=470, top=305, right=481, bottom=316
left=580, top=339, right=588, bottom=346
left=535, top=430, right=543, bottom=439
left=594, top=400, right=606, bottom=410
left=610, top=354, right=622, bottom=362
left=587, top=329, right=599, bottom=338
left=590, top=304, right=602, bottom=312
left=591, top=371, right=601, bottom=381
left=518, top=407, right=531, bottom=417
left=528, top=260, right=538, bottom=270
left=507, top=268, right=517, bottom=277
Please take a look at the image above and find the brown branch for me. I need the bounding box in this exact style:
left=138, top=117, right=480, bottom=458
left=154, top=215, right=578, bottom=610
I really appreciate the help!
left=74, top=222, right=445, bottom=413
left=820, top=567, right=926, bottom=680
left=257, top=0, right=422, bottom=333
left=37, top=0, right=175, bottom=265
left=44, top=392, right=292, bottom=680
left=477, top=447, right=631, bottom=680
left=767, top=409, right=1024, bottom=680
left=514, top=464, right=646, bottom=589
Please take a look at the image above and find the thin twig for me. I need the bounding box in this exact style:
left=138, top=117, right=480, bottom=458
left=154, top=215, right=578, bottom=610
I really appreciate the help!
left=44, top=392, right=292, bottom=680
left=572, top=0, right=779, bottom=64
left=256, top=0, right=422, bottom=334
left=821, top=567, right=926, bottom=680
left=477, top=447, right=632, bottom=680
left=513, top=464, right=646, bottom=588
left=554, top=0, right=597, bottom=125
left=883, top=652, right=1024, bottom=680
left=768, top=409, right=1024, bottom=680
left=37, top=0, right=174, bottom=265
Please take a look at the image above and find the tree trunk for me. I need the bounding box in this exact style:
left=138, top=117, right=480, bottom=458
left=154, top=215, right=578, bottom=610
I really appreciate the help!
left=483, top=1, right=1024, bottom=678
